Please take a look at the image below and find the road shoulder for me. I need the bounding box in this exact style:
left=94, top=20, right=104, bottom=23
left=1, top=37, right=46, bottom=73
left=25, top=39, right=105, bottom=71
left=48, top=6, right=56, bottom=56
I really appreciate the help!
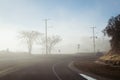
left=68, top=61, right=111, bottom=80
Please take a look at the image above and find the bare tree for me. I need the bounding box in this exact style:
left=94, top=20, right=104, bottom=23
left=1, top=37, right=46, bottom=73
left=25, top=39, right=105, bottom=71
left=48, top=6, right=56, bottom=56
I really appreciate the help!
left=18, top=31, right=41, bottom=55
left=40, top=35, right=62, bottom=54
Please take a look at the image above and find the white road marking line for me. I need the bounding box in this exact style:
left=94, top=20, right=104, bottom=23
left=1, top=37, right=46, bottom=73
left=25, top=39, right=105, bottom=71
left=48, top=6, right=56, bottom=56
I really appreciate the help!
left=80, top=74, right=96, bottom=80
left=52, top=64, right=62, bottom=80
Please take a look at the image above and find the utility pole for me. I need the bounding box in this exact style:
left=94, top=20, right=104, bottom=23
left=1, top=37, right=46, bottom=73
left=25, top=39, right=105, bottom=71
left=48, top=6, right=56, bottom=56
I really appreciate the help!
left=77, top=44, right=80, bottom=53
left=44, top=19, right=49, bottom=54
left=91, top=27, right=97, bottom=54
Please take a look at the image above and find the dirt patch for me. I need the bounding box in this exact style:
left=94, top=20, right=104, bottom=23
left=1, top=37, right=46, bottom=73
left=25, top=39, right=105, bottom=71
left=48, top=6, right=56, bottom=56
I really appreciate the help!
left=74, top=56, right=120, bottom=80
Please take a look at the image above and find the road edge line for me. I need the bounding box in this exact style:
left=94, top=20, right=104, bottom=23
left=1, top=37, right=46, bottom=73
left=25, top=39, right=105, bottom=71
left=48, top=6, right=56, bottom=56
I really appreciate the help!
left=52, top=64, right=62, bottom=80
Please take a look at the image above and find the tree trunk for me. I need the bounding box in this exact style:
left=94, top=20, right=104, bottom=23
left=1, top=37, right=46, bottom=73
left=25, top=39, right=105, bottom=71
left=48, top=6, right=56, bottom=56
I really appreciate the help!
left=28, top=43, right=32, bottom=55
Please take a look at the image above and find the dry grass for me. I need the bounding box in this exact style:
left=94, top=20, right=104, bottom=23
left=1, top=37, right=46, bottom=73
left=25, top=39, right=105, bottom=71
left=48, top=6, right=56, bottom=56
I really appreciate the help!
left=74, top=56, right=120, bottom=80
left=100, top=54, right=120, bottom=61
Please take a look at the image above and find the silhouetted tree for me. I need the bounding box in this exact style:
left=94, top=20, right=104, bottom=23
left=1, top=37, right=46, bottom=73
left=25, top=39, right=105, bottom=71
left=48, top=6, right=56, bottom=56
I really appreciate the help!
left=40, top=35, right=62, bottom=54
left=103, top=14, right=120, bottom=54
left=19, top=31, right=41, bottom=55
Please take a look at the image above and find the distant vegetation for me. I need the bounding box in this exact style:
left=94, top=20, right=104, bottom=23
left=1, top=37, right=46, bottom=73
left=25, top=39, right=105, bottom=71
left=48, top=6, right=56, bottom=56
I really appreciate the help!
left=18, top=31, right=41, bottom=55
left=100, top=14, right=120, bottom=66
left=38, top=35, right=62, bottom=54
left=18, top=31, right=62, bottom=54
left=103, top=14, right=120, bottom=54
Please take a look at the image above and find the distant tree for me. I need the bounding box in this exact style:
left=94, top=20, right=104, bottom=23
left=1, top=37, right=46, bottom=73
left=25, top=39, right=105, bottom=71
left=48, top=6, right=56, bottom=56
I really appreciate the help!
left=40, top=35, right=62, bottom=54
left=19, top=31, right=41, bottom=55
left=103, top=14, right=120, bottom=54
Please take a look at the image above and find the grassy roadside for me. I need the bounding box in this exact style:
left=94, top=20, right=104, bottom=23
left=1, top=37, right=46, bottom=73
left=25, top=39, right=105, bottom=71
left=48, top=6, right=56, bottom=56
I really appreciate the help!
left=74, top=55, right=120, bottom=80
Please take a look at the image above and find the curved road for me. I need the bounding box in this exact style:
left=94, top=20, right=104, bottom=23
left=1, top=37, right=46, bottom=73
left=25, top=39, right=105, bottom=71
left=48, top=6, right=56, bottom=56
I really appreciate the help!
left=0, top=54, right=87, bottom=80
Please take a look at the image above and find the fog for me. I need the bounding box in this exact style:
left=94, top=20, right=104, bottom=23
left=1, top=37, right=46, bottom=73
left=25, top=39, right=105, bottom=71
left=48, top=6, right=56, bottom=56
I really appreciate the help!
left=0, top=28, right=110, bottom=54
left=0, top=1, right=120, bottom=80
left=0, top=0, right=118, bottom=54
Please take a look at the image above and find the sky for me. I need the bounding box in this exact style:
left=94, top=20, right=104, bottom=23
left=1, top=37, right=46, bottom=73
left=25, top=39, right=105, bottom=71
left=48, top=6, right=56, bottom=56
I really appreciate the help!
left=0, top=0, right=120, bottom=54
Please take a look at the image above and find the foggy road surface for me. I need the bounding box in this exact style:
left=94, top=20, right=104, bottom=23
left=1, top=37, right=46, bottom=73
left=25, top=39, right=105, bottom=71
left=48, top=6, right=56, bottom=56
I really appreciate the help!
left=0, top=54, right=87, bottom=80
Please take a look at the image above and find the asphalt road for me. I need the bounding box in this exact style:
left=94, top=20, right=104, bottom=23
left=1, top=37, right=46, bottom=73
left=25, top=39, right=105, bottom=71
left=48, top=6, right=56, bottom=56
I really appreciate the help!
left=0, top=54, right=87, bottom=80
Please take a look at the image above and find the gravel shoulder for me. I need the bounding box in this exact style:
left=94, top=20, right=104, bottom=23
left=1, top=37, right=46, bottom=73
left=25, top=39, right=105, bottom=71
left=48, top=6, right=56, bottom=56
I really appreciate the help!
left=72, top=55, right=120, bottom=80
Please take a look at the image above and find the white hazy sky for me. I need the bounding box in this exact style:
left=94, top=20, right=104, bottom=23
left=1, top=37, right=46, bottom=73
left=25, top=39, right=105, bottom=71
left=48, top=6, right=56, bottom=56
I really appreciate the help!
left=0, top=0, right=120, bottom=53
